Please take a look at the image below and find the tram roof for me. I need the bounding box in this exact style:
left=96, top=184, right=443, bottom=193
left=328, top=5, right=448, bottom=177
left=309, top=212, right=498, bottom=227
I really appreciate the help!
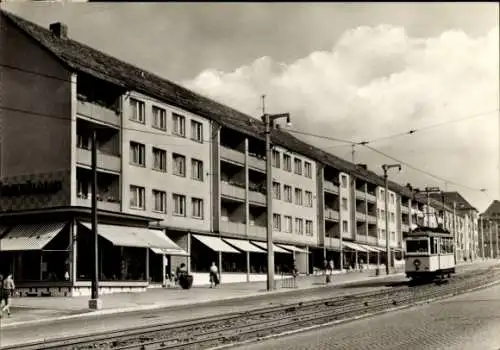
left=406, top=226, right=453, bottom=238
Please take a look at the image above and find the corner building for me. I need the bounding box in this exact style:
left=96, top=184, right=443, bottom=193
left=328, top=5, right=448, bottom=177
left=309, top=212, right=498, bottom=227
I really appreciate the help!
left=0, top=11, right=480, bottom=296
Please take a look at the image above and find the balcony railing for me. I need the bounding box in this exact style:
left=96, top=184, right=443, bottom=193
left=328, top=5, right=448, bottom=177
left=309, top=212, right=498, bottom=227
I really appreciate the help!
left=220, top=221, right=246, bottom=235
left=220, top=182, right=245, bottom=201
left=248, top=224, right=266, bottom=239
left=324, top=237, right=341, bottom=250
left=76, top=99, right=120, bottom=126
left=355, top=190, right=366, bottom=200
left=366, top=235, right=377, bottom=245
left=402, top=224, right=410, bottom=232
left=355, top=211, right=366, bottom=221
left=76, top=195, right=121, bottom=212
left=248, top=189, right=266, bottom=205
left=401, top=206, right=409, bottom=214
left=367, top=213, right=377, bottom=224
left=366, top=192, right=377, bottom=203
left=76, top=147, right=121, bottom=172
left=324, top=209, right=340, bottom=221
left=323, top=181, right=339, bottom=194
left=248, top=154, right=266, bottom=172
left=220, top=146, right=245, bottom=165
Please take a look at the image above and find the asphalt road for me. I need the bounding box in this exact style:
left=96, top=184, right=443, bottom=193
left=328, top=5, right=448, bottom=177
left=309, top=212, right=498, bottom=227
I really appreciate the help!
left=236, top=278, right=500, bottom=350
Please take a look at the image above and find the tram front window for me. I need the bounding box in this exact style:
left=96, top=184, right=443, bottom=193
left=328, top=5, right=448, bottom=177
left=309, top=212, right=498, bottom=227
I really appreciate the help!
left=406, top=240, right=428, bottom=254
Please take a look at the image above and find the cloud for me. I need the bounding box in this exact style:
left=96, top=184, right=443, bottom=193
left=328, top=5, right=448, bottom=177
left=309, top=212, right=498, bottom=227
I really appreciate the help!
left=183, top=24, right=500, bottom=210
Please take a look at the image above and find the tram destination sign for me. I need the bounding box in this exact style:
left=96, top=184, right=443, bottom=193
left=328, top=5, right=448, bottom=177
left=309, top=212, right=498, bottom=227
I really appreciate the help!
left=0, top=180, right=63, bottom=197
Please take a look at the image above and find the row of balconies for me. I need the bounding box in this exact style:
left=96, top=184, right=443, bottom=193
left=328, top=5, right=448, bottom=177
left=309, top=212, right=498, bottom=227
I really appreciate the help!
left=220, top=181, right=266, bottom=205
left=220, top=146, right=266, bottom=172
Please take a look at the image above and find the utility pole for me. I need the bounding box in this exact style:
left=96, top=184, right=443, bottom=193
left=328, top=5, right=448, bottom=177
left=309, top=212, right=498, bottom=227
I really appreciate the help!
left=421, top=187, right=441, bottom=228
left=351, top=144, right=355, bottom=163
left=489, top=220, right=493, bottom=258
left=480, top=215, right=485, bottom=259
left=382, top=164, right=401, bottom=275
left=262, top=112, right=291, bottom=291
left=453, top=201, right=457, bottom=263
left=89, top=128, right=101, bottom=309
left=496, top=221, right=499, bottom=259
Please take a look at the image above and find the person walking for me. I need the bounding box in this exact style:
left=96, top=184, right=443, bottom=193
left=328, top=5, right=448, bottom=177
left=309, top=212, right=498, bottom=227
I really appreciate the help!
left=1, top=273, right=15, bottom=318
left=209, top=262, right=219, bottom=288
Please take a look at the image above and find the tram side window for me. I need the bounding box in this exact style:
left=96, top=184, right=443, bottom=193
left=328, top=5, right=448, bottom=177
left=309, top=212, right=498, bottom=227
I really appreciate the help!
left=430, top=237, right=438, bottom=254
left=406, top=239, right=428, bottom=253
left=440, top=237, right=454, bottom=254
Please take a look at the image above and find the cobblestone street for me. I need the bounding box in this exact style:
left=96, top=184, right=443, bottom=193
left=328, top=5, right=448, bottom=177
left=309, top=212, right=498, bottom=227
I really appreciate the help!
left=236, top=280, right=500, bottom=350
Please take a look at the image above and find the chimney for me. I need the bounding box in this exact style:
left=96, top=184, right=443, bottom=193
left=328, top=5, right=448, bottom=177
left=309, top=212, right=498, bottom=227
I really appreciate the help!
left=356, top=163, right=367, bottom=170
left=49, top=22, right=68, bottom=39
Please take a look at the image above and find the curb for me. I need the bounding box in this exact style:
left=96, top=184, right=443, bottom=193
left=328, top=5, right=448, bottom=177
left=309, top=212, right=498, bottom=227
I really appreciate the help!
left=1, top=273, right=404, bottom=329
left=210, top=278, right=500, bottom=350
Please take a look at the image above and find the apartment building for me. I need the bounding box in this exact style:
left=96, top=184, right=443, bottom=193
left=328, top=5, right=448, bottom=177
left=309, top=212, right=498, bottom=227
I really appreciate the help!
left=0, top=11, right=482, bottom=295
left=480, top=200, right=500, bottom=258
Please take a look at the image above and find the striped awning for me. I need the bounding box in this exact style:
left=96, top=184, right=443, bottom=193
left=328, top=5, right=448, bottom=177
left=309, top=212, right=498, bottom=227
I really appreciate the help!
left=0, top=222, right=68, bottom=251
left=342, top=241, right=368, bottom=252
left=148, top=230, right=189, bottom=256
left=357, top=243, right=380, bottom=253
left=276, top=244, right=310, bottom=254
left=192, top=234, right=240, bottom=253
left=250, top=241, right=292, bottom=254
left=223, top=238, right=266, bottom=253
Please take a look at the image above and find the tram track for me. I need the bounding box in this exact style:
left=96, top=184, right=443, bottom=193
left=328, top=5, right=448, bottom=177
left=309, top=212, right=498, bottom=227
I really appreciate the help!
left=4, top=266, right=500, bottom=350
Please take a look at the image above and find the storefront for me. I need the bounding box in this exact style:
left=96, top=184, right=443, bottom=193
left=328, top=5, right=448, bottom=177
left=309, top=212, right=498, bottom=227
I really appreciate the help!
left=0, top=207, right=187, bottom=297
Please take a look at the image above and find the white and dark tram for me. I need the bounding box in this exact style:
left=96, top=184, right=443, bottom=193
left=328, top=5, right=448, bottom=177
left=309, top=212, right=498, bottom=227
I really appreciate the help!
left=404, top=227, right=456, bottom=282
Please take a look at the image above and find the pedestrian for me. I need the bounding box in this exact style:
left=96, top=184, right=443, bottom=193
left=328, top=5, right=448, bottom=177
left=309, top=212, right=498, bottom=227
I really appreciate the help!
left=0, top=274, right=4, bottom=314
left=323, top=259, right=328, bottom=276
left=209, top=262, right=219, bottom=288
left=1, top=273, right=15, bottom=318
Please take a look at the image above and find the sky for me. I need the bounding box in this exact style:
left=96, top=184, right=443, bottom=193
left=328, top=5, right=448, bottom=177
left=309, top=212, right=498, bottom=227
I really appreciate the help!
left=2, top=2, right=499, bottom=212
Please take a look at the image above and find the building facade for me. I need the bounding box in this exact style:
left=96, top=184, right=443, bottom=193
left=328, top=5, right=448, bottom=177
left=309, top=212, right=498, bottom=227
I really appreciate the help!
left=0, top=11, right=483, bottom=296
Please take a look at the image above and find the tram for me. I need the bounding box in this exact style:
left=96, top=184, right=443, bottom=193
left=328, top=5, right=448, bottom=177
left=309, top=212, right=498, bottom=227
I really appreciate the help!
left=404, top=227, right=456, bottom=282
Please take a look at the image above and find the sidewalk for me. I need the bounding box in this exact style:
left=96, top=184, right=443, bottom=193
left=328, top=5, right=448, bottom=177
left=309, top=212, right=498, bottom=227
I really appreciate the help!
left=2, top=259, right=498, bottom=329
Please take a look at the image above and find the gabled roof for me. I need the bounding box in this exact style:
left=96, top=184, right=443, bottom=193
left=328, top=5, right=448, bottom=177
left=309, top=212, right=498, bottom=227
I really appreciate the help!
left=483, top=200, right=500, bottom=217
left=0, top=10, right=419, bottom=197
left=428, top=192, right=477, bottom=212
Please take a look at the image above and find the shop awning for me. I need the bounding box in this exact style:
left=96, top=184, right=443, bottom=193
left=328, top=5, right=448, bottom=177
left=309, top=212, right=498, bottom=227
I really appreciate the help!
left=80, top=222, right=150, bottom=248
left=0, top=222, right=67, bottom=251
left=148, top=230, right=189, bottom=256
left=276, top=244, right=310, bottom=254
left=223, top=238, right=266, bottom=253
left=250, top=241, right=292, bottom=254
left=192, top=234, right=240, bottom=253
left=373, top=246, right=387, bottom=252
left=342, top=241, right=367, bottom=252
left=357, top=244, right=380, bottom=253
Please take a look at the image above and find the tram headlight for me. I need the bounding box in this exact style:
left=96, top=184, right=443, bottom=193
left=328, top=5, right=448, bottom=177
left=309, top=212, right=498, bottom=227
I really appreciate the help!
left=413, top=259, right=421, bottom=271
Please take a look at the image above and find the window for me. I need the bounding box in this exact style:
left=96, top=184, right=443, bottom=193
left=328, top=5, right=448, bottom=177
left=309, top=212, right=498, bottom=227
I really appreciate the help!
left=173, top=153, right=186, bottom=177
left=284, top=185, right=292, bottom=202
left=305, top=191, right=313, bottom=207
left=295, top=188, right=303, bottom=205
left=190, top=120, right=203, bottom=142
left=305, top=220, right=313, bottom=236
left=273, top=214, right=281, bottom=231
left=342, top=220, right=348, bottom=232
left=77, top=134, right=90, bottom=149
left=379, top=189, right=385, bottom=199
left=283, top=154, right=292, bottom=172
left=152, top=106, right=166, bottom=130
left=129, top=98, right=145, bottom=123
left=272, top=150, right=280, bottom=168
left=192, top=198, right=204, bottom=218
left=381, top=209, right=386, bottom=218
left=304, top=162, right=312, bottom=178
left=173, top=193, right=186, bottom=216
left=129, top=185, right=145, bottom=210
left=294, top=158, right=302, bottom=175
left=152, top=147, right=167, bottom=172
left=341, top=197, right=348, bottom=211
left=191, top=159, right=204, bottom=181
left=390, top=212, right=395, bottom=223
left=284, top=216, right=292, bottom=233
left=130, top=142, right=145, bottom=166
left=152, top=190, right=166, bottom=213
left=341, top=175, right=348, bottom=188
left=391, top=231, right=396, bottom=241
left=390, top=193, right=395, bottom=204
left=173, top=113, right=186, bottom=137
left=295, top=218, right=304, bottom=235
left=272, top=182, right=281, bottom=200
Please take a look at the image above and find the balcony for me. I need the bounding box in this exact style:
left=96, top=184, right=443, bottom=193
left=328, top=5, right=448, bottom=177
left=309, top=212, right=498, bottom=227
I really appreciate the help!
left=249, top=190, right=266, bottom=206
left=248, top=225, right=266, bottom=239
left=355, top=190, right=366, bottom=200
left=76, top=148, right=121, bottom=172
left=220, top=221, right=246, bottom=235
left=220, top=146, right=245, bottom=165
left=401, top=206, right=409, bottom=214
left=366, top=192, right=377, bottom=203
left=324, top=209, right=340, bottom=221
left=324, top=237, right=341, bottom=250
left=355, top=212, right=366, bottom=221
left=76, top=99, right=120, bottom=126
left=324, top=181, right=339, bottom=194
left=367, top=214, right=377, bottom=224
left=356, top=234, right=368, bottom=243
left=220, top=182, right=245, bottom=201
left=402, top=224, right=410, bottom=232
left=76, top=195, right=121, bottom=212
left=366, top=236, right=377, bottom=245
left=248, top=155, right=266, bottom=172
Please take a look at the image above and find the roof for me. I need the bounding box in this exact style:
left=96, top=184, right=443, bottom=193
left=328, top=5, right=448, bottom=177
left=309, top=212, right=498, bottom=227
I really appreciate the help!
left=0, top=10, right=419, bottom=197
left=483, top=200, right=500, bottom=217
left=433, top=192, right=477, bottom=212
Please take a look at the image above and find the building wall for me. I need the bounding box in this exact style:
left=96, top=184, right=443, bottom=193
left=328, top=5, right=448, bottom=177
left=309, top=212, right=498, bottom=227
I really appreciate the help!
left=270, top=146, right=318, bottom=246
left=121, top=92, right=211, bottom=231
left=339, top=172, right=351, bottom=240
left=0, top=18, right=72, bottom=211
left=376, top=186, right=398, bottom=246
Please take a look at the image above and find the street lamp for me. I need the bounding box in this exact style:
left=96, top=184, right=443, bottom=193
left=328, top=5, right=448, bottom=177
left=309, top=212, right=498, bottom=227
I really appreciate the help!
left=262, top=112, right=291, bottom=291
left=382, top=163, right=401, bottom=275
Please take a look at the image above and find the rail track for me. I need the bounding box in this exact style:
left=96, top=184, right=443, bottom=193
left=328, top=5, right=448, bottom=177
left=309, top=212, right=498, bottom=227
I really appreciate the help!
left=4, top=266, right=500, bottom=350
